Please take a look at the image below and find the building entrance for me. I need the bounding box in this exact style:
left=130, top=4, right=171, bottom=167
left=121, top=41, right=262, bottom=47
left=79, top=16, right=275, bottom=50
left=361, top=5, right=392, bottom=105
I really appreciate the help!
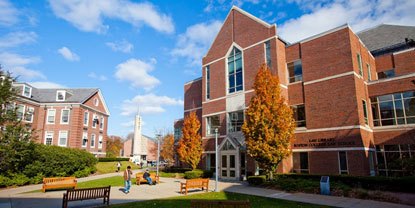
left=221, top=153, right=236, bottom=179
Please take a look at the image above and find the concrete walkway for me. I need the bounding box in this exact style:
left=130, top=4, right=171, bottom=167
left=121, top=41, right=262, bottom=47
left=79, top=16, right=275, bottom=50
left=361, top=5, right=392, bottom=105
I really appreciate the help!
left=0, top=171, right=412, bottom=208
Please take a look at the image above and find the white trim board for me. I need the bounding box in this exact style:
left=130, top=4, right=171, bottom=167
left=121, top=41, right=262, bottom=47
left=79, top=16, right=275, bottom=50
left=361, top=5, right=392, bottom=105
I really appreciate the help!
left=292, top=147, right=375, bottom=152
left=295, top=125, right=373, bottom=133
left=367, top=72, right=415, bottom=85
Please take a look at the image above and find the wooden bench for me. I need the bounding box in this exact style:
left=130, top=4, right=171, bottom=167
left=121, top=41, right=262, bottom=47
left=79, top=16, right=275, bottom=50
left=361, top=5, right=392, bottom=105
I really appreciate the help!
left=136, top=173, right=159, bottom=185
left=180, top=178, right=209, bottom=195
left=62, top=186, right=111, bottom=208
left=190, top=200, right=250, bottom=208
left=42, top=177, right=77, bottom=192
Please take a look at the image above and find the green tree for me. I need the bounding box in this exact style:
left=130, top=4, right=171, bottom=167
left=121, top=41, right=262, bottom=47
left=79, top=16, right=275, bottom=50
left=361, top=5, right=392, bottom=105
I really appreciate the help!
left=0, top=68, right=36, bottom=176
left=242, top=64, right=296, bottom=180
left=177, top=112, right=202, bottom=170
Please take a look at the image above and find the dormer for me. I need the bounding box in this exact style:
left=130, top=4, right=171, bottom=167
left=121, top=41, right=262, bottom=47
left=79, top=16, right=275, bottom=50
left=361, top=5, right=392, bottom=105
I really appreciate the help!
left=56, top=90, right=66, bottom=101
left=22, top=85, right=32, bottom=98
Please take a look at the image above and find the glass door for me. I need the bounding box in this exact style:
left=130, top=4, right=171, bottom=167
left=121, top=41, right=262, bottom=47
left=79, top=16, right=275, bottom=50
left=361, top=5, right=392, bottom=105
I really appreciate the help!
left=221, top=154, right=236, bottom=179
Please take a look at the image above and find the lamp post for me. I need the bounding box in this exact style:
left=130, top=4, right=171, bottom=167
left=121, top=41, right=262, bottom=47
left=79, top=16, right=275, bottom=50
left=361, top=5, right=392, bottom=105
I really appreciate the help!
left=215, top=128, right=219, bottom=192
left=156, top=133, right=161, bottom=177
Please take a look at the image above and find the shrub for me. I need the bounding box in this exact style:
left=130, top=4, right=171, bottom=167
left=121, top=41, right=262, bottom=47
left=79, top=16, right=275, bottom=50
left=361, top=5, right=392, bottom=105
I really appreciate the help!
left=98, top=157, right=130, bottom=162
left=163, top=166, right=192, bottom=173
left=247, top=175, right=266, bottom=185
left=0, top=175, right=12, bottom=187
left=184, top=170, right=204, bottom=179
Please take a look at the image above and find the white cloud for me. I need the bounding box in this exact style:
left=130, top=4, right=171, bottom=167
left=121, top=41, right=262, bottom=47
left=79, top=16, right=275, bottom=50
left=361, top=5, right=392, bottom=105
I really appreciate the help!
left=106, top=40, right=133, bottom=53
left=0, top=0, right=19, bottom=26
left=172, top=20, right=222, bottom=66
left=48, top=0, right=174, bottom=34
left=58, top=47, right=80, bottom=62
left=29, top=81, right=66, bottom=89
left=0, top=52, right=44, bottom=80
left=204, top=0, right=260, bottom=12
left=120, top=121, right=135, bottom=127
left=88, top=72, right=107, bottom=81
left=279, top=0, right=415, bottom=43
left=0, top=32, right=37, bottom=48
left=115, top=58, right=160, bottom=90
left=121, top=93, right=183, bottom=116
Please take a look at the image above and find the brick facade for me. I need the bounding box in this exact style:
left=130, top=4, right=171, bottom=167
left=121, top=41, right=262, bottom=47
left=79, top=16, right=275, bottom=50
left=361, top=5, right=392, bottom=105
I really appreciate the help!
left=177, top=6, right=415, bottom=179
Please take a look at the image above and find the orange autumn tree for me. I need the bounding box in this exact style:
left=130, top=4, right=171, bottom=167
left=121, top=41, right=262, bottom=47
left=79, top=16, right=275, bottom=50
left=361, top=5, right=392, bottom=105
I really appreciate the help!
left=242, top=64, right=296, bottom=180
left=160, top=134, right=175, bottom=166
left=177, top=112, right=202, bottom=170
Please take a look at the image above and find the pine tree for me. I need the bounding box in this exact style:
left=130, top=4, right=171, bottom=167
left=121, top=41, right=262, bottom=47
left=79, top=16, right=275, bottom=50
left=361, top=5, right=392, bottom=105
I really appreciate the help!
left=0, top=67, right=35, bottom=176
left=177, top=112, right=202, bottom=170
left=242, top=64, right=296, bottom=179
left=160, top=134, right=175, bottom=166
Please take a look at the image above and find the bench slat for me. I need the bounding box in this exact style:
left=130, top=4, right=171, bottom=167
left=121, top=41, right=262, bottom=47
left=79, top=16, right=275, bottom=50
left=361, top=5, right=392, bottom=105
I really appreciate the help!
left=63, top=186, right=111, bottom=208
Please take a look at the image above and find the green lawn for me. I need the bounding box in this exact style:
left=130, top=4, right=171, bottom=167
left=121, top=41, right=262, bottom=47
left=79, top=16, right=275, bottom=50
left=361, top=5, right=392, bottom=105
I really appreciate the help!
left=96, top=161, right=140, bottom=174
left=110, top=191, right=330, bottom=208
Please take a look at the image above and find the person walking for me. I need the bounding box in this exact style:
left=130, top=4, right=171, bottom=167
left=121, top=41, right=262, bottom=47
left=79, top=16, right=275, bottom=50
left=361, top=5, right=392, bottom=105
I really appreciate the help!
left=123, top=166, right=132, bottom=193
left=116, top=161, right=121, bottom=172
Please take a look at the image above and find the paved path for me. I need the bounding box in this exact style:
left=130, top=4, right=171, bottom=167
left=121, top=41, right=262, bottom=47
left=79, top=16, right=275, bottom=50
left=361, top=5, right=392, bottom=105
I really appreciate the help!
left=0, top=172, right=412, bottom=208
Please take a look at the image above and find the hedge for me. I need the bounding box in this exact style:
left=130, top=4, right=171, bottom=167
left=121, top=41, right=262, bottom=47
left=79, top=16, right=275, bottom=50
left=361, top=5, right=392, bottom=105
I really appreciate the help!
left=247, top=175, right=267, bottom=185
left=184, top=170, right=204, bottom=179
left=98, top=157, right=130, bottom=162
left=274, top=174, right=415, bottom=193
left=164, top=167, right=192, bottom=173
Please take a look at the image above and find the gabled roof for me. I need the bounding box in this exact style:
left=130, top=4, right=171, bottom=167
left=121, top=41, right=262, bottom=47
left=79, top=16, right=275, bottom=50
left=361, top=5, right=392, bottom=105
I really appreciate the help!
left=32, top=88, right=98, bottom=103
left=357, top=24, right=415, bottom=52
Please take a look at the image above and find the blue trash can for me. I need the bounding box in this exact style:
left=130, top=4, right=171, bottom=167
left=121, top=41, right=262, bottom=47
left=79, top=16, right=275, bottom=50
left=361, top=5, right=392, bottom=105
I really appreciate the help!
left=320, top=176, right=330, bottom=195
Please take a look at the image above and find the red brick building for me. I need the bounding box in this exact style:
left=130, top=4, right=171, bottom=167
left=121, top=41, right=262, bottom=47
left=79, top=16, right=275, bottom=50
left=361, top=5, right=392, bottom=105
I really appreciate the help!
left=13, top=83, right=110, bottom=157
left=177, top=6, right=415, bottom=179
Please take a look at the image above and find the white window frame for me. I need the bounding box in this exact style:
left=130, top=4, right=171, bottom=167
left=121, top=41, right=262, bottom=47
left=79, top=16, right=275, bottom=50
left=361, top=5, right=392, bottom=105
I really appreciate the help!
left=94, top=98, right=99, bottom=106
left=264, top=40, right=271, bottom=67
left=46, top=109, right=56, bottom=124
left=226, top=45, right=244, bottom=95
left=82, top=132, right=88, bottom=147
left=99, top=116, right=104, bottom=130
left=44, top=131, right=54, bottom=145
left=98, top=135, right=103, bottom=149
left=338, top=151, right=349, bottom=174
left=91, top=134, right=96, bottom=148
left=58, top=131, right=68, bottom=147
left=362, top=99, right=369, bottom=125
left=357, top=53, right=363, bottom=77
left=287, top=59, right=303, bottom=83
left=92, top=114, right=98, bottom=128
left=23, top=85, right=32, bottom=97
left=206, top=65, right=210, bottom=100
left=206, top=115, right=220, bottom=136
left=83, top=111, right=89, bottom=126
left=24, top=107, right=34, bottom=123
left=227, top=111, right=244, bottom=133
left=60, top=109, right=70, bottom=124
left=56, top=90, right=66, bottom=101
left=16, top=104, right=25, bottom=120
left=366, top=63, right=371, bottom=81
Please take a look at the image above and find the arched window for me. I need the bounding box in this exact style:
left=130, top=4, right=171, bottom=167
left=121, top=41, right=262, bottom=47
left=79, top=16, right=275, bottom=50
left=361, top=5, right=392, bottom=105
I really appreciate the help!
left=227, top=47, right=243, bottom=93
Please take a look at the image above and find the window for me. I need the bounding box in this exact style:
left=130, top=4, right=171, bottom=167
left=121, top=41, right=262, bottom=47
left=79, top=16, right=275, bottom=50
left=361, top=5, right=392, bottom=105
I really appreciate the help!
left=265, top=41, right=271, bottom=67
left=357, top=53, right=363, bottom=76
left=58, top=131, right=68, bottom=147
left=221, top=140, right=235, bottom=150
left=82, top=132, right=88, bottom=147
left=292, top=104, right=306, bottom=127
left=100, top=116, right=104, bottom=130
left=206, top=115, right=220, bottom=135
left=228, top=111, right=244, bottom=133
left=94, top=98, right=99, bottom=106
left=174, top=127, right=182, bottom=141
left=91, top=134, right=96, bottom=148
left=56, top=90, right=66, bottom=101
left=47, top=109, right=56, bottom=124
left=362, top=100, right=368, bottom=125
left=287, top=60, right=303, bottom=83
left=45, top=131, right=53, bottom=145
left=293, top=152, right=309, bottom=173
left=376, top=144, right=415, bottom=176
left=371, top=91, right=415, bottom=126
left=227, top=47, right=243, bottom=93
left=338, top=151, right=348, bottom=174
left=61, top=109, right=70, bottom=124
left=24, top=107, right=34, bottom=123
left=92, top=114, right=98, bottom=128
left=16, top=104, right=25, bottom=120
left=366, top=63, right=371, bottom=81
left=206, top=154, right=216, bottom=171
left=83, top=111, right=89, bottom=126
left=377, top=69, right=395, bottom=79
left=206, top=65, right=210, bottom=100
left=23, top=85, right=32, bottom=97
left=98, top=135, right=103, bottom=149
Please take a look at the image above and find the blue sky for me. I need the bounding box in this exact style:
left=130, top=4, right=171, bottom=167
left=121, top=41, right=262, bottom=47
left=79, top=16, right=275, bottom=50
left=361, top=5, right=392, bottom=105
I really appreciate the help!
left=1, top=0, right=414, bottom=138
